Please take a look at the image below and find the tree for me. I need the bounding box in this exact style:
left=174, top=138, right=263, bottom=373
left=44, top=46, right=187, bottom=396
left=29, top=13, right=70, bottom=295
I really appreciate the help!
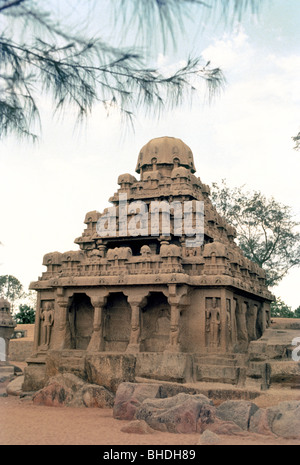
left=210, top=180, right=300, bottom=287
left=292, top=131, right=300, bottom=151
left=0, top=274, right=24, bottom=311
left=294, top=306, right=300, bottom=319
left=0, top=0, right=261, bottom=141
left=270, top=297, right=295, bottom=319
left=14, top=304, right=35, bottom=324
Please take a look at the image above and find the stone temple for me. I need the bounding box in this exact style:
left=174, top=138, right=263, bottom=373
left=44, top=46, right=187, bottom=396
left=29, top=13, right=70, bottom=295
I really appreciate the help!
left=24, top=136, right=274, bottom=392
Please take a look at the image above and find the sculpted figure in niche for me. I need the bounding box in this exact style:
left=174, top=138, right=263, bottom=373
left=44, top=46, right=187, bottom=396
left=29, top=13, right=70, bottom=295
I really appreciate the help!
left=40, top=302, right=54, bottom=347
left=155, top=308, right=170, bottom=335
left=169, top=325, right=179, bottom=347
left=235, top=300, right=249, bottom=350
left=205, top=297, right=220, bottom=349
left=129, top=324, right=140, bottom=345
left=226, top=299, right=232, bottom=348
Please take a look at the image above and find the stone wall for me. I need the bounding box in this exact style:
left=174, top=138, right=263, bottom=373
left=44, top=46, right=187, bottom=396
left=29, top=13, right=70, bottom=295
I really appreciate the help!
left=9, top=324, right=34, bottom=361
left=9, top=340, right=34, bottom=361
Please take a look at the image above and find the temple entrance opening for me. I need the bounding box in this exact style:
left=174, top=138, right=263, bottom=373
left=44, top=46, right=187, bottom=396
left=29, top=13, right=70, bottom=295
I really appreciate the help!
left=68, top=293, right=94, bottom=350
left=103, top=293, right=131, bottom=352
left=141, top=292, right=170, bottom=352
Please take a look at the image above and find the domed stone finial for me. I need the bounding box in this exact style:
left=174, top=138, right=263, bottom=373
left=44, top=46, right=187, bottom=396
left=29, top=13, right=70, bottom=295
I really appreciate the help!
left=136, top=136, right=196, bottom=174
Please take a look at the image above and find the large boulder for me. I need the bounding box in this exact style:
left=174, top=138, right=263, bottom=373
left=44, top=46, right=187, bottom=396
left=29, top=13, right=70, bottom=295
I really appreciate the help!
left=136, top=393, right=215, bottom=434
left=216, top=400, right=259, bottom=430
left=113, top=382, right=162, bottom=420
left=32, top=379, right=74, bottom=407
left=79, top=384, right=115, bottom=408
left=268, top=401, right=300, bottom=439
left=249, top=401, right=300, bottom=439
left=248, top=408, right=277, bottom=436
left=32, top=373, right=114, bottom=408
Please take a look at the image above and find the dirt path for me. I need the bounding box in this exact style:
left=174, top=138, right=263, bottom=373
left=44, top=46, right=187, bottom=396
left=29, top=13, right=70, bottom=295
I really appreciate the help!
left=1, top=383, right=300, bottom=446
left=2, top=360, right=300, bottom=446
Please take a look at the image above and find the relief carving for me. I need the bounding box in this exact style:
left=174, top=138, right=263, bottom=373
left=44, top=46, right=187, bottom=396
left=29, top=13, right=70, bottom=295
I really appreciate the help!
left=205, top=297, right=221, bottom=349
left=40, top=301, right=54, bottom=348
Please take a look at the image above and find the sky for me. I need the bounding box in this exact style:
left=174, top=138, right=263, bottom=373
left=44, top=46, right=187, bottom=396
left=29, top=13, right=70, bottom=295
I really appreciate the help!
left=0, top=0, right=300, bottom=309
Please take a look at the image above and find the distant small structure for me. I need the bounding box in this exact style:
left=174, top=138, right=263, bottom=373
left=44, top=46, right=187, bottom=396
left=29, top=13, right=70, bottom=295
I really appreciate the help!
left=0, top=297, right=16, bottom=361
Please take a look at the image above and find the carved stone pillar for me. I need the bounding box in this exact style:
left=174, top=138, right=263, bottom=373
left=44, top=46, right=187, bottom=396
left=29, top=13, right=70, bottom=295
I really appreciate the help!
left=247, top=303, right=258, bottom=341
left=165, top=284, right=181, bottom=353
left=87, top=296, right=107, bottom=352
left=55, top=299, right=70, bottom=350
left=126, top=294, right=146, bottom=354
left=165, top=303, right=181, bottom=352
left=235, top=299, right=249, bottom=352
left=220, top=289, right=227, bottom=351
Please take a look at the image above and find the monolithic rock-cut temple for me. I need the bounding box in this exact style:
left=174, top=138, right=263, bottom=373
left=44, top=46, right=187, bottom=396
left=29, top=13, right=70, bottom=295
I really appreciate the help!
left=24, top=137, right=274, bottom=392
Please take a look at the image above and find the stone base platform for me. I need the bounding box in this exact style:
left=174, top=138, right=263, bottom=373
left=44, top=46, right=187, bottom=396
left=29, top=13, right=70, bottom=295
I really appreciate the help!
left=22, top=351, right=194, bottom=392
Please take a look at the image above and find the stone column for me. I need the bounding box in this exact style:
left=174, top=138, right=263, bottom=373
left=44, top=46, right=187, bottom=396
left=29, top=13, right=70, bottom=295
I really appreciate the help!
left=126, top=295, right=144, bottom=354
left=236, top=298, right=249, bottom=352
left=87, top=296, right=107, bottom=352
left=55, top=299, right=70, bottom=350
left=220, top=289, right=227, bottom=352
left=225, top=297, right=233, bottom=351
left=232, top=298, right=238, bottom=347
left=247, top=303, right=258, bottom=341
left=165, top=284, right=181, bottom=353
left=165, top=303, right=181, bottom=352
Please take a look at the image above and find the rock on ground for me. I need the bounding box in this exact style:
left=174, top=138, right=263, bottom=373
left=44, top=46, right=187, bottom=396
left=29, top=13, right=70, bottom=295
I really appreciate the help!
left=249, top=400, right=300, bottom=439
left=205, top=417, right=245, bottom=436
left=32, top=373, right=114, bottom=408
left=6, top=375, right=25, bottom=396
left=197, top=430, right=221, bottom=445
left=120, top=420, right=155, bottom=434
left=136, top=392, right=215, bottom=434
left=216, top=400, right=259, bottom=430
left=113, top=382, right=162, bottom=420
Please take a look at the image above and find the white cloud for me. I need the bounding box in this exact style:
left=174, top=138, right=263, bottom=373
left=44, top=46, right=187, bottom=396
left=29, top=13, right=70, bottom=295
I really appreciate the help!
left=1, top=27, right=299, bottom=309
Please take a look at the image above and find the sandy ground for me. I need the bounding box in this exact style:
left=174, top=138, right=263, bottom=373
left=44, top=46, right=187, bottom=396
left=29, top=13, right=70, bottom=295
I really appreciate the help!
left=1, top=367, right=300, bottom=446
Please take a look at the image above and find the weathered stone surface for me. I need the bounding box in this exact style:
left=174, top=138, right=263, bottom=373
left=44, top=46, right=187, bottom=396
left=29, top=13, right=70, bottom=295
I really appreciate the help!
left=249, top=408, right=276, bottom=436
left=120, top=420, right=154, bottom=434
left=136, top=393, right=215, bottom=434
left=197, top=429, right=221, bottom=445
left=85, top=354, right=136, bottom=393
left=250, top=401, right=300, bottom=438
left=6, top=375, right=25, bottom=396
left=45, top=350, right=87, bottom=380
left=216, top=400, right=259, bottom=430
left=269, top=401, right=300, bottom=439
left=206, top=417, right=244, bottom=436
left=135, top=353, right=193, bottom=383
left=22, top=363, right=47, bottom=391
left=269, top=361, right=300, bottom=387
left=81, top=384, right=115, bottom=408
left=33, top=381, right=73, bottom=407
left=113, top=382, right=162, bottom=420
left=32, top=373, right=114, bottom=408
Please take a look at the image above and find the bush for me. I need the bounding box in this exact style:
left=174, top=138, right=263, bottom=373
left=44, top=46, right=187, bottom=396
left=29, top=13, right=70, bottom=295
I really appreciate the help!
left=270, top=297, right=295, bottom=318
left=14, top=304, right=35, bottom=324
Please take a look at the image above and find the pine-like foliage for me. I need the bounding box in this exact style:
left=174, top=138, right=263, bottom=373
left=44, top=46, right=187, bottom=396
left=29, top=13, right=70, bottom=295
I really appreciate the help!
left=0, top=0, right=260, bottom=140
